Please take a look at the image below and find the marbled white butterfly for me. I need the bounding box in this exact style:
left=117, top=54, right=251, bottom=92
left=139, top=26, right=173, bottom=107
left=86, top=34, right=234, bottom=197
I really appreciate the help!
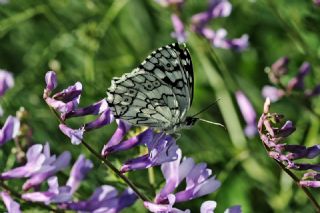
left=106, top=43, right=198, bottom=134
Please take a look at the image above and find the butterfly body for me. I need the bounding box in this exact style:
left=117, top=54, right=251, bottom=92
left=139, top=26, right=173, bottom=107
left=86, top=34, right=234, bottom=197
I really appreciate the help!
left=106, top=43, right=196, bottom=133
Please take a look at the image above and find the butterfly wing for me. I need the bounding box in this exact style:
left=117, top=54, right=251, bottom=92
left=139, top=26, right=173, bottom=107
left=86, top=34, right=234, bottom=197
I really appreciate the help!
left=139, top=43, right=193, bottom=120
left=107, top=69, right=180, bottom=129
left=106, top=43, right=194, bottom=130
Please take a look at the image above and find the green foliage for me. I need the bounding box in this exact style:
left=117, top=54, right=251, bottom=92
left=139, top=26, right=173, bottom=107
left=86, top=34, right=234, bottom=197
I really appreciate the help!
left=0, top=0, right=320, bottom=212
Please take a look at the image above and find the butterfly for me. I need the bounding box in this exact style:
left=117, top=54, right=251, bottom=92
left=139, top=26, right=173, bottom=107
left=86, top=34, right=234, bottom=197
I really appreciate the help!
left=106, top=43, right=198, bottom=134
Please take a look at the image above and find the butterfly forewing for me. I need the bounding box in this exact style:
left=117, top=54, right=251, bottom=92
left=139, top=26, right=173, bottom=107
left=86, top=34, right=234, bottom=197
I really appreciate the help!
left=106, top=43, right=194, bottom=132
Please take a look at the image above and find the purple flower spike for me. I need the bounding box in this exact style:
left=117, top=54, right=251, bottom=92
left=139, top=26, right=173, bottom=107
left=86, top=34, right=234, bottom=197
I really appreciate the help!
left=52, top=82, right=82, bottom=103
left=23, top=150, right=71, bottom=191
left=22, top=176, right=72, bottom=204
left=191, top=0, right=232, bottom=27
left=0, top=191, right=21, bottom=213
left=0, top=70, right=14, bottom=97
left=225, top=205, right=242, bottom=213
left=171, top=14, right=187, bottom=43
left=84, top=107, right=114, bottom=131
left=235, top=91, right=257, bottom=137
left=0, top=116, right=20, bottom=146
left=64, top=186, right=137, bottom=212
left=262, top=85, right=285, bottom=102
left=66, top=155, right=93, bottom=194
left=101, top=120, right=131, bottom=156
left=120, top=133, right=179, bottom=173
left=64, top=98, right=109, bottom=119
left=44, top=71, right=57, bottom=95
left=287, top=62, right=311, bottom=91
left=59, top=124, right=84, bottom=145
left=103, top=128, right=153, bottom=156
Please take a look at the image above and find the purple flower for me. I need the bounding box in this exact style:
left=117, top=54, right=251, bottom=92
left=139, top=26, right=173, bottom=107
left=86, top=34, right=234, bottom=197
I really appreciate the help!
left=235, top=91, right=257, bottom=137
left=0, top=116, right=20, bottom=146
left=191, top=0, right=232, bottom=28
left=314, top=0, right=320, bottom=6
left=84, top=107, right=114, bottom=131
left=0, top=191, right=21, bottom=213
left=144, top=149, right=221, bottom=211
left=261, top=85, right=285, bottom=102
left=0, top=70, right=14, bottom=97
left=287, top=62, right=311, bottom=91
left=22, top=176, right=72, bottom=204
left=44, top=71, right=57, bottom=96
left=197, top=28, right=248, bottom=51
left=171, top=14, right=187, bottom=43
left=64, top=186, right=137, bottom=212
left=0, top=143, right=71, bottom=191
left=120, top=131, right=179, bottom=173
left=59, top=124, right=84, bottom=145
left=258, top=98, right=320, bottom=188
left=66, top=155, right=93, bottom=194
left=64, top=98, right=109, bottom=119
left=268, top=57, right=289, bottom=83
left=101, top=119, right=131, bottom=155
left=305, top=84, right=320, bottom=98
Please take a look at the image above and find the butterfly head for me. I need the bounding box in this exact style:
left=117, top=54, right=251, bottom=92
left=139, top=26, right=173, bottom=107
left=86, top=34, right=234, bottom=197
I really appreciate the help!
left=184, top=116, right=199, bottom=128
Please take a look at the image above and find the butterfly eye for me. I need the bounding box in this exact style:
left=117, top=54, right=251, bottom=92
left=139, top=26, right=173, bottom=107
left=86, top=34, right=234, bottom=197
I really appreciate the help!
left=153, top=81, right=160, bottom=87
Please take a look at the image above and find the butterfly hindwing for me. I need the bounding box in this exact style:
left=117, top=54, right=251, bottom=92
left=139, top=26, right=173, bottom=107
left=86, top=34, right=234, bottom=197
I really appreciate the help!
left=106, top=43, right=194, bottom=131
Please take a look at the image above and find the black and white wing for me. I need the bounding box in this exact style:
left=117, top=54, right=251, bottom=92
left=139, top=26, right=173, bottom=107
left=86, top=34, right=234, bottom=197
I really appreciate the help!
left=106, top=43, right=194, bottom=131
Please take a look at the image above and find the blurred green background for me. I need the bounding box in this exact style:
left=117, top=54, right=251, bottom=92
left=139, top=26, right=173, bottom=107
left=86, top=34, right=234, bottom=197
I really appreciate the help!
left=1, top=0, right=320, bottom=212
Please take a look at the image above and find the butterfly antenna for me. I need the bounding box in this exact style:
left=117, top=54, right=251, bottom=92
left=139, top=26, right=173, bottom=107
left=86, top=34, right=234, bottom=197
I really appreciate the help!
left=199, top=118, right=226, bottom=130
left=191, top=98, right=221, bottom=118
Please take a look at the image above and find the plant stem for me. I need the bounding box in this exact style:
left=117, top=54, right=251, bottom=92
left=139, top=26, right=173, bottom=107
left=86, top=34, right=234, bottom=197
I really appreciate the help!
left=49, top=107, right=149, bottom=202
left=261, top=143, right=320, bottom=212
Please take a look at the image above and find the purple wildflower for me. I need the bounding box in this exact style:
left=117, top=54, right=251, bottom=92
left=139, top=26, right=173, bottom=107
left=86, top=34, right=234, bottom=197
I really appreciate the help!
left=120, top=131, right=179, bottom=173
left=0, top=116, right=20, bottom=146
left=191, top=0, right=232, bottom=28
left=268, top=57, right=289, bottom=84
left=235, top=91, right=257, bottom=137
left=287, top=62, right=311, bottom=92
left=44, top=71, right=57, bottom=95
left=0, top=70, right=14, bottom=97
left=144, top=150, right=240, bottom=212
left=66, top=155, right=93, bottom=194
left=258, top=98, right=320, bottom=188
left=171, top=14, right=187, bottom=43
left=22, top=176, right=72, bottom=204
left=101, top=119, right=131, bottom=155
left=64, top=186, right=137, bottom=212
left=0, top=143, right=71, bottom=191
left=59, top=124, right=84, bottom=145
left=305, top=84, right=320, bottom=98
left=1, top=191, right=21, bottom=213
left=261, top=85, right=285, bottom=102
left=191, top=0, right=248, bottom=51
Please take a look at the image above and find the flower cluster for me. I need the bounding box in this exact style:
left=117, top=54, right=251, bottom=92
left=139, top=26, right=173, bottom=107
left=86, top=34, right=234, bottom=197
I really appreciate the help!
left=144, top=149, right=241, bottom=212
left=258, top=98, right=320, bottom=188
left=0, top=143, right=137, bottom=212
left=262, top=57, right=320, bottom=102
left=155, top=0, right=249, bottom=51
